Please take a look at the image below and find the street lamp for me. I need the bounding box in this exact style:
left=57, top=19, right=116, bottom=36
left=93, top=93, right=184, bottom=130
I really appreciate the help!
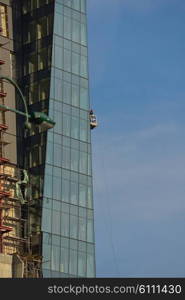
left=30, top=112, right=55, bottom=130
left=0, top=76, right=55, bottom=130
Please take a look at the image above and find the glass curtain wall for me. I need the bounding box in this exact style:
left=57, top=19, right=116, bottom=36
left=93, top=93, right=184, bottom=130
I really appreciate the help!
left=42, top=0, right=96, bottom=278
left=12, top=0, right=55, bottom=253
left=22, top=1, right=55, bottom=247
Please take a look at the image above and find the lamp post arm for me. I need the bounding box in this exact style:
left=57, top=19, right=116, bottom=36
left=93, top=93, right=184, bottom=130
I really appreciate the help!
left=0, top=76, right=31, bottom=129
left=0, top=103, right=31, bottom=118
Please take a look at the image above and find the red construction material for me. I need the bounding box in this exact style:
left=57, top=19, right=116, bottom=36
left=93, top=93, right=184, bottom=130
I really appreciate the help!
left=0, top=124, right=8, bottom=130
left=0, top=157, right=10, bottom=164
left=0, top=81, right=14, bottom=253
left=0, top=91, right=7, bottom=97
left=0, top=225, right=12, bottom=233
left=0, top=60, right=5, bottom=65
left=0, top=202, right=12, bottom=253
left=0, top=191, right=11, bottom=198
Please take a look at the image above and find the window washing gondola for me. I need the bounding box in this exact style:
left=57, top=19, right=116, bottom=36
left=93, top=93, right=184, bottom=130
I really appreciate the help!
left=89, top=109, right=98, bottom=130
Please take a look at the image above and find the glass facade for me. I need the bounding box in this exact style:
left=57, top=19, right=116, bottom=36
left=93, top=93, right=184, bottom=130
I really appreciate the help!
left=42, top=0, right=95, bottom=278
left=13, top=0, right=95, bottom=278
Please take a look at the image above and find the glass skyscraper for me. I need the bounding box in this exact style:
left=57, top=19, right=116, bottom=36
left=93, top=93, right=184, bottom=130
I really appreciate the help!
left=0, top=0, right=95, bottom=278
left=42, top=0, right=96, bottom=278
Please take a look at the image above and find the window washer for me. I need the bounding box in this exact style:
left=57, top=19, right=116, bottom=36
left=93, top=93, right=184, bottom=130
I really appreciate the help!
left=89, top=109, right=98, bottom=130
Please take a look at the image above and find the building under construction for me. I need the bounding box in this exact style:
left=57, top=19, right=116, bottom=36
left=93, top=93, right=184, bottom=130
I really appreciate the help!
left=0, top=0, right=96, bottom=278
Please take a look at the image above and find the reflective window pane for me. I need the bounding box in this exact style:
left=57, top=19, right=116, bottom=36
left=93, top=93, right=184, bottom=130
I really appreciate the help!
left=52, top=210, right=60, bottom=235
left=61, top=213, right=69, bottom=236
left=70, top=215, right=78, bottom=239
left=79, top=184, right=86, bottom=207
left=42, top=208, right=52, bottom=232
left=78, top=251, right=86, bottom=277
left=62, top=179, right=70, bottom=202
left=60, top=247, right=69, bottom=273
left=70, top=181, right=78, bottom=205
left=69, top=249, right=77, bottom=275
left=51, top=246, right=60, bottom=271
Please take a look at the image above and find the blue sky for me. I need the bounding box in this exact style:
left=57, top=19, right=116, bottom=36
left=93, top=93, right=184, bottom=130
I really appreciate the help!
left=87, top=0, right=185, bottom=277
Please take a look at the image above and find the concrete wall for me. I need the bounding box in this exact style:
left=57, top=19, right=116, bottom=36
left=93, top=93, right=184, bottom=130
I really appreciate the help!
left=0, top=253, right=24, bottom=278
left=0, top=253, right=12, bottom=277
left=0, top=0, right=20, bottom=258
left=12, top=254, right=24, bottom=278
left=0, top=0, right=17, bottom=164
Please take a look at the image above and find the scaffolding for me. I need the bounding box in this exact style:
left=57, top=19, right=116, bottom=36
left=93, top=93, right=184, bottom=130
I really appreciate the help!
left=0, top=40, right=42, bottom=277
left=0, top=75, right=12, bottom=253
left=21, top=254, right=42, bottom=278
left=0, top=87, right=24, bottom=255
left=0, top=83, right=42, bottom=276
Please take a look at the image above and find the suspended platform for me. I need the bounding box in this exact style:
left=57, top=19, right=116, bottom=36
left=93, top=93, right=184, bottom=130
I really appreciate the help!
left=89, top=110, right=98, bottom=130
